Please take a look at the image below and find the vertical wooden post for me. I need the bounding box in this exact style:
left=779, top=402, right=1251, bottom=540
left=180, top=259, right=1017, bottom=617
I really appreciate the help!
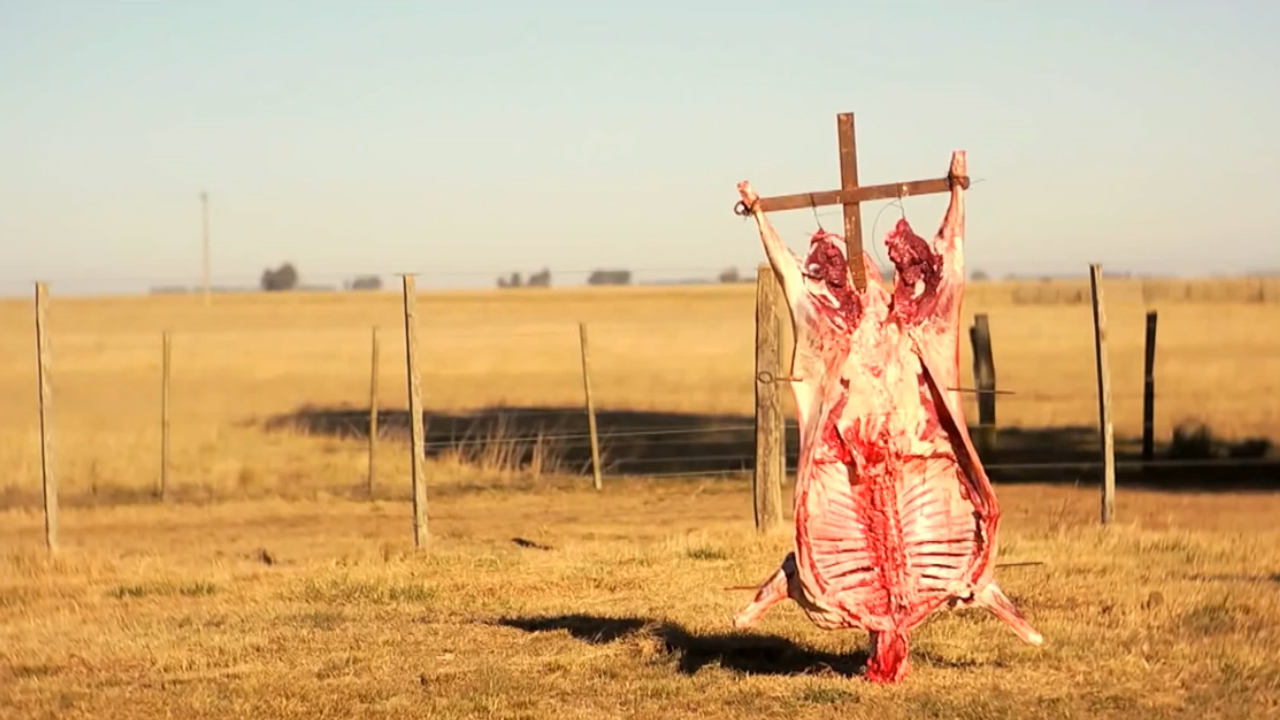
left=1089, top=264, right=1116, bottom=525
left=367, top=326, right=381, bottom=499
left=835, top=113, right=868, bottom=292
left=969, top=313, right=997, bottom=455
left=753, top=264, right=785, bottom=534
left=200, top=191, right=211, bottom=307
left=577, top=322, right=603, bottom=491
left=401, top=276, right=428, bottom=546
left=159, top=330, right=172, bottom=501
left=1142, top=311, right=1158, bottom=463
left=34, top=282, right=58, bottom=553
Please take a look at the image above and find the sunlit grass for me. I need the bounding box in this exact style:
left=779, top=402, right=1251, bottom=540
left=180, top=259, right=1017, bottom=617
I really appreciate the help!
left=2, top=480, right=1278, bottom=718
left=1, top=279, right=1278, bottom=717
left=0, top=280, right=1277, bottom=503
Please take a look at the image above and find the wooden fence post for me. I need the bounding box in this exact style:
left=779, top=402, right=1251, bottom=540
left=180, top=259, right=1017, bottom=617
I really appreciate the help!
left=160, top=330, right=171, bottom=501
left=577, top=322, right=603, bottom=491
left=401, top=276, right=428, bottom=546
left=368, top=326, right=380, bottom=500
left=968, top=313, right=997, bottom=455
left=753, top=264, right=785, bottom=534
left=1089, top=264, right=1116, bottom=525
left=1142, top=311, right=1158, bottom=463
left=34, top=282, right=58, bottom=553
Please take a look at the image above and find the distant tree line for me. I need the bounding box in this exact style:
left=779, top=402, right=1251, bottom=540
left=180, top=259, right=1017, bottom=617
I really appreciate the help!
left=344, top=275, right=383, bottom=291
left=587, top=269, right=630, bottom=286
left=497, top=268, right=553, bottom=289
left=258, top=262, right=385, bottom=292
left=151, top=262, right=1280, bottom=297
left=497, top=266, right=758, bottom=288
left=252, top=262, right=780, bottom=294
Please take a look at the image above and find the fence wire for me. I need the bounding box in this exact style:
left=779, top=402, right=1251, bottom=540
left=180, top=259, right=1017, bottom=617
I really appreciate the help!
left=3, top=279, right=1278, bottom=514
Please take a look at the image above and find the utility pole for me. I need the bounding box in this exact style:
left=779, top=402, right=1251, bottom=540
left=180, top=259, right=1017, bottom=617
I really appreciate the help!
left=201, top=190, right=211, bottom=306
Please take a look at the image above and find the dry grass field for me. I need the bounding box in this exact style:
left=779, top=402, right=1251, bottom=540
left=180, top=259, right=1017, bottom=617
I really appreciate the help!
left=1, top=277, right=1279, bottom=718
left=2, top=481, right=1279, bottom=719
left=0, top=276, right=1277, bottom=503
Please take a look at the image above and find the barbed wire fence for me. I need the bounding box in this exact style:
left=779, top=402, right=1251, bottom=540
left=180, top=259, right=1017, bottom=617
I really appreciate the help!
left=7, top=263, right=1280, bottom=553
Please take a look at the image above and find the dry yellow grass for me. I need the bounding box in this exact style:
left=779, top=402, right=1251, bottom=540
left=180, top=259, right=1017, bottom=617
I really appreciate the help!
left=2, top=480, right=1279, bottom=719
left=0, top=277, right=1277, bottom=503
left=1, top=279, right=1279, bottom=717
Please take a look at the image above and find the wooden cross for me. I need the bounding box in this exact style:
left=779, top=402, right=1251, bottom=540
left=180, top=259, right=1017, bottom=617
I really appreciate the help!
left=734, top=111, right=969, bottom=292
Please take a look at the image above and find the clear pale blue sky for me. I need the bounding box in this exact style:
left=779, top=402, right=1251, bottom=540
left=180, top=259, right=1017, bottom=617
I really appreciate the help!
left=2, top=1, right=1279, bottom=296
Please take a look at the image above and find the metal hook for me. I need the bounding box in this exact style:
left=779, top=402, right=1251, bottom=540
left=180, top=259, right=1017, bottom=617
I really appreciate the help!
left=756, top=371, right=803, bottom=384
left=947, top=387, right=1017, bottom=396
left=996, top=561, right=1046, bottom=569
left=809, top=194, right=823, bottom=232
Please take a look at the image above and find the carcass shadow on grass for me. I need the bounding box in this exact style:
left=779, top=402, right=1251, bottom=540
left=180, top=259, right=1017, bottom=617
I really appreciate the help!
left=264, top=404, right=1280, bottom=492
left=494, top=614, right=868, bottom=678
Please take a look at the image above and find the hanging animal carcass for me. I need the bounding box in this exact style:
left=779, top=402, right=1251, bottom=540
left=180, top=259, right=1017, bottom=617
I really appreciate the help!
left=731, top=151, right=1042, bottom=684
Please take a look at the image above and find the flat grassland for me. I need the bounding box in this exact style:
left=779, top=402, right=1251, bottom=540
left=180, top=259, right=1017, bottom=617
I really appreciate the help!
left=2, top=482, right=1279, bottom=719
left=0, top=276, right=1276, bottom=502
left=1, top=278, right=1279, bottom=718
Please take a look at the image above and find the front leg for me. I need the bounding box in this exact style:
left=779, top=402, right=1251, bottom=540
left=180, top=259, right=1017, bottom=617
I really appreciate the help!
left=933, top=150, right=969, bottom=327
left=737, top=181, right=806, bottom=322
left=934, top=150, right=968, bottom=285
left=886, top=150, right=969, bottom=328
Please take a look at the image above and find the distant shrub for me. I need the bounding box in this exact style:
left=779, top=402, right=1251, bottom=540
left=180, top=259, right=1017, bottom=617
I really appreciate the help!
left=1169, top=421, right=1216, bottom=460
left=346, top=275, right=382, bottom=291
left=261, top=263, right=299, bottom=292
left=587, top=269, right=631, bottom=286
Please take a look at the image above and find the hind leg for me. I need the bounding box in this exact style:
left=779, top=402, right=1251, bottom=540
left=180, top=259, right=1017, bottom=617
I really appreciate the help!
left=974, top=581, right=1043, bottom=645
left=732, top=559, right=793, bottom=628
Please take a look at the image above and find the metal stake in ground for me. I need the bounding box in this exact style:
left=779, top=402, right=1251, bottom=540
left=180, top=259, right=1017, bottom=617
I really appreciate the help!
left=733, top=111, right=970, bottom=292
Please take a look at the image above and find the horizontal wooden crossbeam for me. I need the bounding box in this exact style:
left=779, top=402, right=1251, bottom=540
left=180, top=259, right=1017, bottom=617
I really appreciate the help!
left=734, top=111, right=970, bottom=293
left=733, top=176, right=964, bottom=216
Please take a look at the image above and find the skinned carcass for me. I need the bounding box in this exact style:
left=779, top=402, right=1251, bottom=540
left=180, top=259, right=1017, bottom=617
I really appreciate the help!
left=732, top=151, right=1042, bottom=684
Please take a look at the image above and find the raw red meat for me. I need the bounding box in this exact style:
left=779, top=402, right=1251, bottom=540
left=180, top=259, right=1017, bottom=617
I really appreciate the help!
left=731, top=151, right=1041, bottom=684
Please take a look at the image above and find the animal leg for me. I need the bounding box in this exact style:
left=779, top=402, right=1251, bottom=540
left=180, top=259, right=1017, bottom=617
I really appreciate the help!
left=974, top=580, right=1043, bottom=645
left=736, top=181, right=806, bottom=317
left=732, top=561, right=792, bottom=629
